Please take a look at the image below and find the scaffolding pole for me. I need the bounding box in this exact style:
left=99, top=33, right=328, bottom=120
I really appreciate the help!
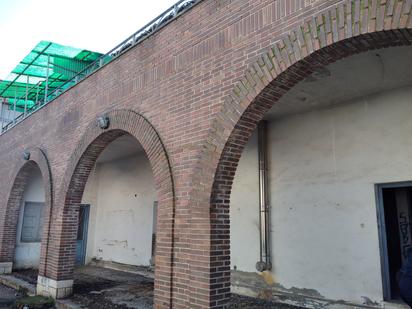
left=24, top=75, right=29, bottom=117
left=35, top=83, right=40, bottom=106
left=13, top=91, right=17, bottom=124
left=44, top=54, right=50, bottom=105
left=0, top=98, right=3, bottom=133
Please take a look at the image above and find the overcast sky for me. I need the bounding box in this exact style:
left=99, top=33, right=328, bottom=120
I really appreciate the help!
left=0, top=0, right=178, bottom=79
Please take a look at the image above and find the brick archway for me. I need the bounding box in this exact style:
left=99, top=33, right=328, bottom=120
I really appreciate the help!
left=184, top=2, right=412, bottom=308
left=38, top=109, right=174, bottom=307
left=0, top=147, right=52, bottom=274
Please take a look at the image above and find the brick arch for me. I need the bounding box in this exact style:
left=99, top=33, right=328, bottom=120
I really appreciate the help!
left=41, top=109, right=174, bottom=307
left=187, top=1, right=412, bottom=308
left=0, top=147, right=52, bottom=269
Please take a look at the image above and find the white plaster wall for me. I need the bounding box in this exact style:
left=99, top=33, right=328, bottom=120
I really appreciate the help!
left=14, top=168, right=45, bottom=269
left=82, top=152, right=156, bottom=266
left=231, top=131, right=260, bottom=270
left=231, top=85, right=412, bottom=303
left=82, top=165, right=99, bottom=263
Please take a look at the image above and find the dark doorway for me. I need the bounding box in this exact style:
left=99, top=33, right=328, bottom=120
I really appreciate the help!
left=75, top=204, right=90, bottom=265
left=376, top=183, right=412, bottom=301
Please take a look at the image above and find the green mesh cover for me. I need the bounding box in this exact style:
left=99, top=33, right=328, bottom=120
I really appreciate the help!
left=0, top=41, right=104, bottom=111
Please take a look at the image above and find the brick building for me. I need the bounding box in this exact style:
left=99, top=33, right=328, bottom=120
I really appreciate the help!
left=1, top=0, right=412, bottom=308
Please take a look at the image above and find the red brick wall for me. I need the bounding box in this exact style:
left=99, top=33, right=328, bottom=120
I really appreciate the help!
left=0, top=0, right=411, bottom=308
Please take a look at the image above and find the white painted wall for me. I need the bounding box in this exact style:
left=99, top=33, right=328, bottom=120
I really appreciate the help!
left=82, top=164, right=99, bottom=263
left=82, top=151, right=156, bottom=266
left=231, top=85, right=412, bottom=303
left=14, top=168, right=45, bottom=269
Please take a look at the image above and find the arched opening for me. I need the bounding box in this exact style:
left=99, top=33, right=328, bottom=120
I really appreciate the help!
left=211, top=43, right=412, bottom=307
left=0, top=159, right=48, bottom=284
left=14, top=165, right=45, bottom=271
left=37, top=110, right=174, bottom=308
left=81, top=134, right=156, bottom=270
left=63, top=132, right=157, bottom=307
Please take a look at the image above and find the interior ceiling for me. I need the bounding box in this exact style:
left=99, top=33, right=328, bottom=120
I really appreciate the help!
left=265, top=45, right=412, bottom=120
left=97, top=134, right=144, bottom=163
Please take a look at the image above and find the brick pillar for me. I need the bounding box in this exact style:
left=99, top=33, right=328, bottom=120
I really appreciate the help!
left=36, top=201, right=78, bottom=298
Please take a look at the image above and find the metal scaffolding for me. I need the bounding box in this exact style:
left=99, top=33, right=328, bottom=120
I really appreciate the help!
left=0, top=0, right=201, bottom=134
left=0, top=41, right=103, bottom=133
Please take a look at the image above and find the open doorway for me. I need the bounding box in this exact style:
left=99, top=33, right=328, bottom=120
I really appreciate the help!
left=81, top=134, right=156, bottom=270
left=75, top=204, right=90, bottom=266
left=11, top=163, right=46, bottom=286
left=64, top=133, right=157, bottom=307
left=376, top=182, right=412, bottom=301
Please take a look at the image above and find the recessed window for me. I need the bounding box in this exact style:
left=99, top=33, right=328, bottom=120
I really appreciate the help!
left=21, top=202, right=44, bottom=243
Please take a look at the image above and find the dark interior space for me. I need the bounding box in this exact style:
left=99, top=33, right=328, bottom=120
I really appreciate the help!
left=381, top=186, right=412, bottom=300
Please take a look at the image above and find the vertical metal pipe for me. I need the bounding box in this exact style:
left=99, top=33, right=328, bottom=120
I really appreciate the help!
left=44, top=54, right=50, bottom=104
left=256, top=120, right=272, bottom=272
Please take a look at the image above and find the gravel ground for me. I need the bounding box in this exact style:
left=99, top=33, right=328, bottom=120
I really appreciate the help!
left=0, top=284, right=16, bottom=309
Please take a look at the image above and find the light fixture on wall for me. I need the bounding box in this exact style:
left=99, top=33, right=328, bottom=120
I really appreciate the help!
left=23, top=151, right=30, bottom=161
left=97, top=114, right=110, bottom=129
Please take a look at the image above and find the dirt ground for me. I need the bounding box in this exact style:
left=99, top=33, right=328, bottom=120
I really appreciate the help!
left=70, top=266, right=300, bottom=309
left=12, top=268, right=38, bottom=285
left=0, top=284, right=16, bottom=309
left=8, top=267, right=300, bottom=309
left=69, top=266, right=154, bottom=309
left=229, top=294, right=299, bottom=309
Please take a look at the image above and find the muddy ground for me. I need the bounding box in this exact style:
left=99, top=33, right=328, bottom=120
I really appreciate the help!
left=68, top=267, right=301, bottom=309
left=12, top=269, right=38, bottom=285
left=6, top=267, right=301, bottom=309
left=0, top=284, right=16, bottom=309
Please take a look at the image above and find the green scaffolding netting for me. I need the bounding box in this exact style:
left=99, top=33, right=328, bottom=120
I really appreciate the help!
left=0, top=41, right=106, bottom=112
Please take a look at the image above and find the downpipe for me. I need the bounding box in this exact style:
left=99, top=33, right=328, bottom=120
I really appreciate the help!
left=256, top=121, right=272, bottom=272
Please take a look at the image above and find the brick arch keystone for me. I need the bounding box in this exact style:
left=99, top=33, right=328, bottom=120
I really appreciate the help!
left=0, top=147, right=53, bottom=273
left=186, top=1, right=412, bottom=308
left=41, top=109, right=174, bottom=308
